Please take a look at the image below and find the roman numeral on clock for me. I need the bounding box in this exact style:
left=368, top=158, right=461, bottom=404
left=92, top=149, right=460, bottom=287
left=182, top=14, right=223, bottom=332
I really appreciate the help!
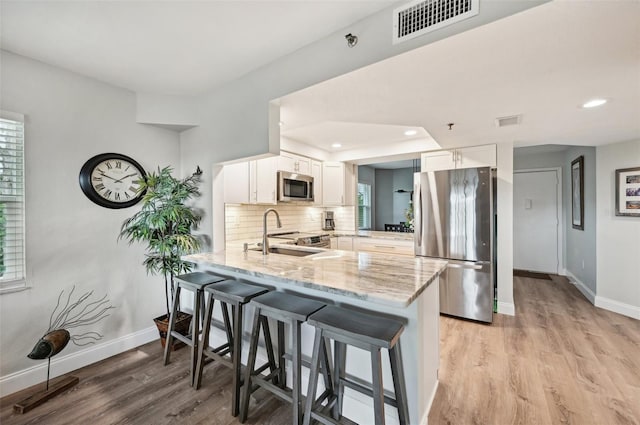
left=115, top=192, right=121, bottom=201
left=95, top=183, right=105, bottom=191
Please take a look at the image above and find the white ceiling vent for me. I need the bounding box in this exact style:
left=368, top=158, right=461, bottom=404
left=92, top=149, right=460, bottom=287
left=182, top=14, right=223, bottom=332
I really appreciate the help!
left=393, top=0, right=479, bottom=44
left=495, top=115, right=522, bottom=128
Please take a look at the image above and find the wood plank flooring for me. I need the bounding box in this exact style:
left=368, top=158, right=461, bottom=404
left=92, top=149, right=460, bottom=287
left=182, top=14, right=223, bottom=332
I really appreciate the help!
left=2, top=275, right=639, bottom=424
left=429, top=275, right=640, bottom=425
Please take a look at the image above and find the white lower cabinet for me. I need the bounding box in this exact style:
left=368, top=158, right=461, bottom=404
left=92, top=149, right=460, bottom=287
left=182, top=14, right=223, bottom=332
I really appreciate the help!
left=336, top=236, right=354, bottom=251
left=354, top=238, right=414, bottom=256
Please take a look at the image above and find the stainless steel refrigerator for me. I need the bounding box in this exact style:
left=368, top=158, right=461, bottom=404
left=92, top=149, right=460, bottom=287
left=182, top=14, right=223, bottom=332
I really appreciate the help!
left=413, top=167, right=494, bottom=323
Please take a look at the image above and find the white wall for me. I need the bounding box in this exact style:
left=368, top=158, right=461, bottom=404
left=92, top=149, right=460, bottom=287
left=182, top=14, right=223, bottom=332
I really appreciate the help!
left=596, top=139, right=640, bottom=319
left=0, top=51, right=181, bottom=394
left=564, top=146, right=597, bottom=294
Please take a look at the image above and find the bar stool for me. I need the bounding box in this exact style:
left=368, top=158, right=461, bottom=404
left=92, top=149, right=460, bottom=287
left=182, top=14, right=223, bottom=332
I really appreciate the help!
left=163, top=271, right=226, bottom=386
left=239, top=291, right=327, bottom=425
left=303, top=305, right=410, bottom=425
left=194, top=279, right=270, bottom=416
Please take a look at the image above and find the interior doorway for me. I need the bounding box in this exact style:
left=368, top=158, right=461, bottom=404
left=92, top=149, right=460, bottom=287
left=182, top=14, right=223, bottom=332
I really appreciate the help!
left=513, top=169, right=562, bottom=274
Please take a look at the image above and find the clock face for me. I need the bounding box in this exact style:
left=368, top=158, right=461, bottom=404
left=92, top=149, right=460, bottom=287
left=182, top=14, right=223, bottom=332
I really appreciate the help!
left=79, top=153, right=146, bottom=209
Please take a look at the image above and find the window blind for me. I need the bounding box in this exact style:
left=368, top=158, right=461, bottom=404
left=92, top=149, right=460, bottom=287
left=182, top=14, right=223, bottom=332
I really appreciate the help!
left=358, top=183, right=372, bottom=230
left=0, top=111, right=25, bottom=287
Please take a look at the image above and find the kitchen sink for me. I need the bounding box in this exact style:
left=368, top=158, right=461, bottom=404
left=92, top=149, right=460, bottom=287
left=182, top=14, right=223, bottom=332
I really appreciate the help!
left=248, top=246, right=319, bottom=257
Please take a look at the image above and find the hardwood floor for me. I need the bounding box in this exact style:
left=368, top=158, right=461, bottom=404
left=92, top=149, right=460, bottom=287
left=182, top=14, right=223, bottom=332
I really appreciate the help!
left=2, top=275, right=639, bottom=424
left=429, top=275, right=640, bottom=425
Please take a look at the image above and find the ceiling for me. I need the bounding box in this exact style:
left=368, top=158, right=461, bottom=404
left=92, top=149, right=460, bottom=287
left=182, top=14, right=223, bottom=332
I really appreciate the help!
left=0, top=0, right=396, bottom=96
left=279, top=0, right=640, bottom=153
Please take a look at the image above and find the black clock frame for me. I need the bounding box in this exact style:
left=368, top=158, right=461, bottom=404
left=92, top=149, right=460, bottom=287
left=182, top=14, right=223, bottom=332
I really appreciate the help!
left=79, top=152, right=147, bottom=209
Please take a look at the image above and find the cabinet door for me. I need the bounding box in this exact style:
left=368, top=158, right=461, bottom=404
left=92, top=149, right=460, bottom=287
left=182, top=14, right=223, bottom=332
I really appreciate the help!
left=322, top=162, right=345, bottom=206
left=224, top=162, right=250, bottom=204
left=311, top=160, right=322, bottom=206
left=279, top=152, right=311, bottom=174
left=337, top=237, right=353, bottom=251
left=456, top=145, right=496, bottom=169
left=252, top=157, right=278, bottom=204
left=421, top=150, right=456, bottom=171
left=278, top=154, right=297, bottom=173
left=356, top=238, right=414, bottom=256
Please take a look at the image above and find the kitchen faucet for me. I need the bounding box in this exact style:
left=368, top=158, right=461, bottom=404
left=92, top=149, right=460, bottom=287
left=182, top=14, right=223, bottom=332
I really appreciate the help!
left=262, top=208, right=282, bottom=255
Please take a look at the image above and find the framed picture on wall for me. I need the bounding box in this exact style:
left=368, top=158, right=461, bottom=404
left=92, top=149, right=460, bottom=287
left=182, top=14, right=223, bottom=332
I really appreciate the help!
left=571, top=156, right=584, bottom=230
left=615, top=166, right=640, bottom=216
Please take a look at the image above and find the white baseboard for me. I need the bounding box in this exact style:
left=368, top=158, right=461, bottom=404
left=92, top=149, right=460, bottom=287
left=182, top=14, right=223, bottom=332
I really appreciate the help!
left=595, top=296, right=640, bottom=320
left=0, top=326, right=157, bottom=397
left=565, top=271, right=639, bottom=320
left=420, top=380, right=439, bottom=425
left=497, top=301, right=515, bottom=316
left=566, top=270, right=596, bottom=304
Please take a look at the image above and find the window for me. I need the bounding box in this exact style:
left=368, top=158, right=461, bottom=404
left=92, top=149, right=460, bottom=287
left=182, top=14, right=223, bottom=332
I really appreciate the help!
left=0, top=111, right=25, bottom=290
left=358, top=183, right=371, bottom=230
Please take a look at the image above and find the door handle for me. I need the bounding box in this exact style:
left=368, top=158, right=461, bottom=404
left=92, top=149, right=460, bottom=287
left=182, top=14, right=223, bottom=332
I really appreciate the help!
left=447, top=263, right=483, bottom=270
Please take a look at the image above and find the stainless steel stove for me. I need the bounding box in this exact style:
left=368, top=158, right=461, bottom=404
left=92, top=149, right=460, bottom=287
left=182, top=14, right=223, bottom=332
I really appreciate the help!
left=267, top=231, right=331, bottom=248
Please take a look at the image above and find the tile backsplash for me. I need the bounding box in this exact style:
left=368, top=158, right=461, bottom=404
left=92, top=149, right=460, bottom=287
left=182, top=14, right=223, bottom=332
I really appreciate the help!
left=225, top=204, right=356, bottom=242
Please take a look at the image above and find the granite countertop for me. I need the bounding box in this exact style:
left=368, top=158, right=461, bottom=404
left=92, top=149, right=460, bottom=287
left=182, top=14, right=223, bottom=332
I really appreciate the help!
left=332, top=230, right=415, bottom=241
left=184, top=243, right=446, bottom=307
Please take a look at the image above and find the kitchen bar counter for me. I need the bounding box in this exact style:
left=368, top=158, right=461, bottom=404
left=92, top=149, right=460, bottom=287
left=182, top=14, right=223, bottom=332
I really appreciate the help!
left=184, top=244, right=444, bottom=307
left=184, top=245, right=445, bottom=424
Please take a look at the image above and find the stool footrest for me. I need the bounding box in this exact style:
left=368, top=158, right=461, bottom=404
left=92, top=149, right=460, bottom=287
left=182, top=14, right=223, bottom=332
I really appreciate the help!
left=170, top=332, right=193, bottom=346
left=341, top=377, right=399, bottom=408
left=252, top=376, right=294, bottom=404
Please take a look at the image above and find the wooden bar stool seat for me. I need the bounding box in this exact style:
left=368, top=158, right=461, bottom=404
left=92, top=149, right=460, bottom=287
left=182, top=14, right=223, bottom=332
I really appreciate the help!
left=163, top=271, right=226, bottom=387
left=240, top=291, right=327, bottom=425
left=194, top=279, right=270, bottom=417
left=303, top=305, right=410, bottom=425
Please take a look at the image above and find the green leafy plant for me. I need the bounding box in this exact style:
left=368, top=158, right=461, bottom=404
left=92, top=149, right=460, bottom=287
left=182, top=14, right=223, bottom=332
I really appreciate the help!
left=119, top=166, right=202, bottom=319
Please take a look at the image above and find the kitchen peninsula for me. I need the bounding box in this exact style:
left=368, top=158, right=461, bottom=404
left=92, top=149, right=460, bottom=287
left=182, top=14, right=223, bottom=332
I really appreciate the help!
left=184, top=246, right=446, bottom=424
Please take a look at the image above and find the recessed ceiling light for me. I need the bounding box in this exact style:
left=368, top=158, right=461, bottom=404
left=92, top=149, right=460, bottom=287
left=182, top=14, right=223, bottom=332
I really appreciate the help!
left=404, top=129, right=418, bottom=136
left=278, top=121, right=284, bottom=126
left=331, top=143, right=342, bottom=148
left=582, top=99, right=607, bottom=108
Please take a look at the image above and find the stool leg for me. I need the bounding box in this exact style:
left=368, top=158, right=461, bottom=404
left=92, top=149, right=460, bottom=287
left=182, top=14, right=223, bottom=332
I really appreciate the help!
left=277, top=321, right=286, bottom=388
left=260, top=316, right=278, bottom=379
left=190, top=290, right=202, bottom=387
left=194, top=292, right=215, bottom=390
left=371, top=348, right=386, bottom=425
left=302, top=328, right=323, bottom=425
left=163, top=286, right=182, bottom=366
left=222, top=302, right=233, bottom=353
left=320, top=336, right=334, bottom=396
left=332, top=341, right=347, bottom=419
left=240, top=307, right=262, bottom=423
left=389, top=344, right=409, bottom=425
left=231, top=302, right=244, bottom=417
left=292, top=319, right=302, bottom=425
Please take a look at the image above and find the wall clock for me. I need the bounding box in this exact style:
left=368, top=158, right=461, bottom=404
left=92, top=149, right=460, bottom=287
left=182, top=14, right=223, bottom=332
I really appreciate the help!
left=79, top=153, right=146, bottom=209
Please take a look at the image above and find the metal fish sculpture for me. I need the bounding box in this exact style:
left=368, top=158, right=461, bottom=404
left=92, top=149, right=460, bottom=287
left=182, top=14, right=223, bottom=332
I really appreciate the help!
left=28, top=285, right=114, bottom=390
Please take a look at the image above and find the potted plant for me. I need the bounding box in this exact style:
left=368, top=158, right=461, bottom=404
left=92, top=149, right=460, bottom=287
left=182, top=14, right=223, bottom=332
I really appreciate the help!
left=119, top=166, right=202, bottom=349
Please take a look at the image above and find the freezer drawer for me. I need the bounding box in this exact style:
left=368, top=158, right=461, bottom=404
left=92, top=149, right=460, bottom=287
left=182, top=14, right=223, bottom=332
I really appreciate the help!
left=439, top=260, right=493, bottom=323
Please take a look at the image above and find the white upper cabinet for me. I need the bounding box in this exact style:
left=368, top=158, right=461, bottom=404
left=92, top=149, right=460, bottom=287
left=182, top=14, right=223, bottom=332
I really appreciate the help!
left=223, top=162, right=250, bottom=204
left=278, top=152, right=311, bottom=175
left=322, top=162, right=355, bottom=206
left=311, top=160, right=322, bottom=206
left=421, top=144, right=496, bottom=171
left=250, top=156, right=278, bottom=204
left=223, top=157, right=277, bottom=205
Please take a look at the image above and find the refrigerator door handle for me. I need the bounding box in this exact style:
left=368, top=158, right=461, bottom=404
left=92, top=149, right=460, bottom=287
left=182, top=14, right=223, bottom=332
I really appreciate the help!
left=414, top=175, right=422, bottom=248
left=446, top=262, right=484, bottom=270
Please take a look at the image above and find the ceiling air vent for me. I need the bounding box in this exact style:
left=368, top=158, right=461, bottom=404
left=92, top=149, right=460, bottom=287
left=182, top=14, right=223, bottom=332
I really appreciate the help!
left=495, top=115, right=522, bottom=128
left=393, top=0, right=479, bottom=44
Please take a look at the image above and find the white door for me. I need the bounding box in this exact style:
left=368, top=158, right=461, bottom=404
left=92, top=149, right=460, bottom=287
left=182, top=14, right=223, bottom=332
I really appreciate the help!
left=513, top=170, right=559, bottom=274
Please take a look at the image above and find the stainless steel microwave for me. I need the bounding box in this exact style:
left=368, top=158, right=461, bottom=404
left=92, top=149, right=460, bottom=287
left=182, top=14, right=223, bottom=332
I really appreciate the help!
left=277, top=171, right=314, bottom=202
